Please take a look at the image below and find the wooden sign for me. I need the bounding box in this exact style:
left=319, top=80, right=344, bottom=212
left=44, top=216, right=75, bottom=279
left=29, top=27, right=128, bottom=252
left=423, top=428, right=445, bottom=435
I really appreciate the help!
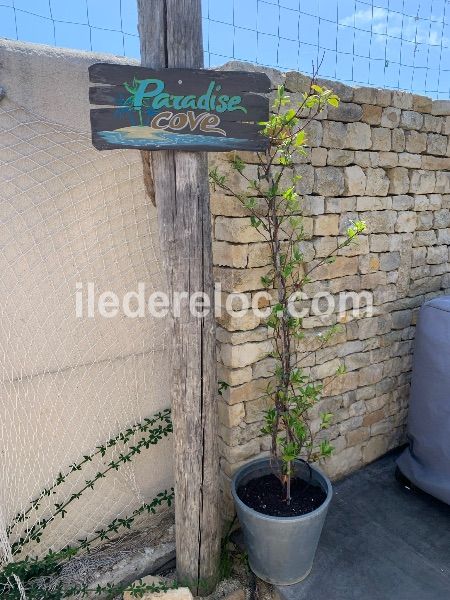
left=88, top=63, right=270, bottom=152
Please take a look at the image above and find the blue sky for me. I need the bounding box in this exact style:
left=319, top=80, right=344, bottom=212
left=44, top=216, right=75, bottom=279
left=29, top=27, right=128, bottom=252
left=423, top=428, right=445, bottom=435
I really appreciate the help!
left=0, top=0, right=449, bottom=97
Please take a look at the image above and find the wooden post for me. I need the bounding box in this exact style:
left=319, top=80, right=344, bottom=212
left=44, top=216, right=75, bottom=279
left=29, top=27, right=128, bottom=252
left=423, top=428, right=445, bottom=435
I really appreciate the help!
left=137, top=0, right=220, bottom=594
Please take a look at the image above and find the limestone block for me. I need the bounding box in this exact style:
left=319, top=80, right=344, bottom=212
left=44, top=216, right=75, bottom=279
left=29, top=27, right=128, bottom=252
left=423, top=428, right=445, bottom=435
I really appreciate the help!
left=421, top=155, right=450, bottom=170
left=437, top=228, right=450, bottom=244
left=409, top=170, right=436, bottom=194
left=427, top=245, right=448, bottom=265
left=387, top=167, right=410, bottom=194
left=314, top=167, right=345, bottom=196
left=405, top=130, right=427, bottom=153
left=392, top=128, right=406, bottom=151
left=431, top=100, right=450, bottom=116
left=400, top=110, right=424, bottom=130
left=423, top=114, right=443, bottom=133
left=220, top=340, right=273, bottom=368
left=313, top=236, right=338, bottom=258
left=427, top=133, right=447, bottom=156
left=376, top=89, right=392, bottom=107
left=380, top=252, right=401, bottom=271
left=373, top=285, right=397, bottom=304
left=353, top=86, right=378, bottom=104
left=395, top=211, right=417, bottom=233
left=222, top=378, right=273, bottom=406
left=322, top=444, right=363, bottom=479
left=295, top=163, right=315, bottom=194
left=311, top=358, right=341, bottom=380
left=377, top=152, right=398, bottom=168
left=356, top=196, right=392, bottom=211
left=370, top=234, right=389, bottom=252
left=327, top=148, right=355, bottom=166
left=443, top=117, right=450, bottom=135
left=296, top=240, right=315, bottom=262
left=328, top=102, right=363, bottom=122
left=216, top=309, right=260, bottom=332
left=411, top=247, right=427, bottom=267
left=213, top=241, right=248, bottom=268
left=322, top=120, right=347, bottom=148
left=216, top=326, right=269, bottom=345
left=245, top=394, right=273, bottom=423
left=215, top=217, right=265, bottom=243
left=361, top=104, right=382, bottom=125
left=381, top=107, right=401, bottom=128
left=434, top=208, right=450, bottom=228
left=413, top=230, right=437, bottom=247
left=220, top=437, right=261, bottom=462
left=412, top=94, right=432, bottom=113
left=359, top=254, right=380, bottom=274
left=417, top=212, right=433, bottom=230
left=436, top=171, right=450, bottom=193
left=365, top=168, right=390, bottom=196
left=308, top=256, right=358, bottom=281
left=317, top=77, right=354, bottom=102
left=298, top=118, right=323, bottom=147
left=284, top=70, right=311, bottom=92
left=392, top=91, right=413, bottom=110
left=359, top=210, right=397, bottom=233
left=311, top=147, right=327, bottom=166
left=371, top=127, right=391, bottom=151
left=302, top=195, right=325, bottom=216
left=218, top=400, right=245, bottom=428
left=345, top=122, right=372, bottom=149
left=325, top=196, right=357, bottom=213
left=313, top=214, right=340, bottom=236
left=337, top=234, right=369, bottom=256
left=217, top=364, right=253, bottom=386
left=253, top=357, right=277, bottom=379
left=214, top=265, right=271, bottom=292
left=344, top=165, right=366, bottom=196
left=363, top=435, right=389, bottom=463
left=399, top=152, right=421, bottom=168
left=358, top=364, right=384, bottom=386
left=247, top=242, right=271, bottom=268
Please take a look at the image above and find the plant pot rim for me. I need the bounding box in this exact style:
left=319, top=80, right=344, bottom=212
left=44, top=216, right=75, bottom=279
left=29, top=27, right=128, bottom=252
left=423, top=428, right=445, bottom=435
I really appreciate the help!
left=231, top=457, right=333, bottom=523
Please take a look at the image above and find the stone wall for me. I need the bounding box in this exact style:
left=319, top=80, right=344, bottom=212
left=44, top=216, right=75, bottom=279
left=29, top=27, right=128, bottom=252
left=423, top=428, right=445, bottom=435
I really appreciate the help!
left=211, top=63, right=450, bottom=516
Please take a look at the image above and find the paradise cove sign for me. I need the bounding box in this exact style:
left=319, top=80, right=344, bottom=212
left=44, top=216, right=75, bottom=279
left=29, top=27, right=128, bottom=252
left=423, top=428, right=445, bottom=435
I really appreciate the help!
left=89, top=63, right=270, bottom=151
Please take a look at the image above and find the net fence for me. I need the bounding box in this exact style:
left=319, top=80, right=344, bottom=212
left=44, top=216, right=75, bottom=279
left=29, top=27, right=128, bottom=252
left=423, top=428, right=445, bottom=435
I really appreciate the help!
left=0, top=90, right=173, bottom=596
left=0, top=0, right=449, bottom=97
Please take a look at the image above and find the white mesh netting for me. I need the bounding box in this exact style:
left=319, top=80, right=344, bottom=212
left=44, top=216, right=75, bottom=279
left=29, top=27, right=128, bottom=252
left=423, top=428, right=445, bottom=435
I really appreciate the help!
left=0, top=94, right=173, bottom=591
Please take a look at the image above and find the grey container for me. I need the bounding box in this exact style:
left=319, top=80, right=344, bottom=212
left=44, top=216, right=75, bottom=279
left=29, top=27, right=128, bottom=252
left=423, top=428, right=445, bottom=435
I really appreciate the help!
left=397, top=296, right=450, bottom=504
left=231, top=457, right=332, bottom=585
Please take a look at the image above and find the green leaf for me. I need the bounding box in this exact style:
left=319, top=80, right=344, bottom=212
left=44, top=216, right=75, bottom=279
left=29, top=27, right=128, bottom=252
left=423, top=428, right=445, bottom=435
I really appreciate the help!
left=327, top=96, right=339, bottom=107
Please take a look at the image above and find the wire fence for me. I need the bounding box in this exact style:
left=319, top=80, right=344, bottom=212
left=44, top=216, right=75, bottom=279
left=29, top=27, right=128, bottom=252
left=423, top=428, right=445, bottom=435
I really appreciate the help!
left=0, top=0, right=449, bottom=98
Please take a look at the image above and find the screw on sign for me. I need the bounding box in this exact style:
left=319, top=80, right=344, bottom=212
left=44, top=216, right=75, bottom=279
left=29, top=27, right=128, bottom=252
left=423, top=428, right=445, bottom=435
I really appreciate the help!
left=89, top=63, right=270, bottom=151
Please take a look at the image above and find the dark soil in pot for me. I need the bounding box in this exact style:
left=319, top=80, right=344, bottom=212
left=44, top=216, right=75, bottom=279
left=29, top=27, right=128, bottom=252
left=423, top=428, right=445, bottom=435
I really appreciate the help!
left=237, top=473, right=327, bottom=517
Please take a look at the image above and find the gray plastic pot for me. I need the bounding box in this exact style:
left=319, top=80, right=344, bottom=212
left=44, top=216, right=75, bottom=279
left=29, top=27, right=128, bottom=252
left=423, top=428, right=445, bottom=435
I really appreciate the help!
left=231, top=457, right=332, bottom=585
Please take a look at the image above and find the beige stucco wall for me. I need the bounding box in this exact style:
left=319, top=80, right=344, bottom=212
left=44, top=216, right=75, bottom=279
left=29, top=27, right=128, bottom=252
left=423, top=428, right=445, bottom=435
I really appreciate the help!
left=0, top=40, right=172, bottom=555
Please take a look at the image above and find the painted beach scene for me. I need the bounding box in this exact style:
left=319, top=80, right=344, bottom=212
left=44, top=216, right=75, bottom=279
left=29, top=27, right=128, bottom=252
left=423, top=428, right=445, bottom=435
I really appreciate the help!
left=97, top=126, right=253, bottom=149
left=90, top=73, right=269, bottom=151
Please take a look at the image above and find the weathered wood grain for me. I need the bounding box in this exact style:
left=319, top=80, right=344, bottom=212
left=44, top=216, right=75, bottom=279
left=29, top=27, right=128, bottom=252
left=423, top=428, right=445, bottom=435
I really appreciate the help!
left=89, top=63, right=270, bottom=92
left=137, top=0, right=220, bottom=594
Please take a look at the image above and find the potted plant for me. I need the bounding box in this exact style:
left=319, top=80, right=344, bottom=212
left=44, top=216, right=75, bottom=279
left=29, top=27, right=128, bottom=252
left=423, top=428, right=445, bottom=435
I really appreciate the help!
left=210, top=80, right=365, bottom=585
